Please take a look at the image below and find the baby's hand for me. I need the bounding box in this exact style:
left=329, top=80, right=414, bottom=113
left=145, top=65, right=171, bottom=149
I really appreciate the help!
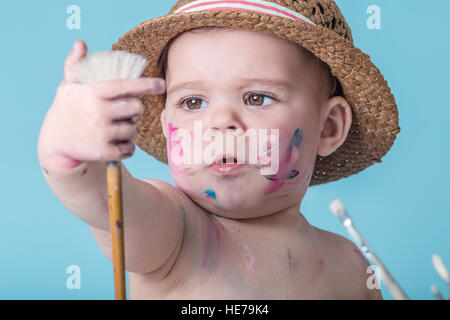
left=37, top=41, right=184, bottom=276
left=39, top=40, right=166, bottom=169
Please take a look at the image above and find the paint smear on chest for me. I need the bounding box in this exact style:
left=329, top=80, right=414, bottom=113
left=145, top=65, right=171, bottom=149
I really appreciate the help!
left=311, top=258, right=326, bottom=282
left=201, top=212, right=222, bottom=270
left=238, top=244, right=260, bottom=286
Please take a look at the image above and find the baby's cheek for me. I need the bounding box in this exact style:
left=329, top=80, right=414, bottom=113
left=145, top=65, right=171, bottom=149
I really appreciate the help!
left=289, top=146, right=301, bottom=165
left=172, top=166, right=189, bottom=184
left=171, top=164, right=204, bottom=198
left=274, top=171, right=311, bottom=199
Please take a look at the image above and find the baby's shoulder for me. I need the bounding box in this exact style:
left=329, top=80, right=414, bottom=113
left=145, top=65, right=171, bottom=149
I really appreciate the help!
left=314, top=227, right=364, bottom=260
left=311, top=226, right=383, bottom=299
left=140, top=178, right=189, bottom=205
left=140, top=178, right=176, bottom=192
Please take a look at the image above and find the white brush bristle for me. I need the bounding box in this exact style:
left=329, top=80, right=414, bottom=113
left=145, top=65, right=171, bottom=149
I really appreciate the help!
left=329, top=199, right=345, bottom=216
left=432, top=254, right=450, bottom=282
left=430, top=284, right=445, bottom=300
left=71, top=50, right=148, bottom=84
left=430, top=284, right=439, bottom=295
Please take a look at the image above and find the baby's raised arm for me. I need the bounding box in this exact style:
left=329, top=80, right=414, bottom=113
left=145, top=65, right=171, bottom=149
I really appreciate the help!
left=37, top=40, right=184, bottom=276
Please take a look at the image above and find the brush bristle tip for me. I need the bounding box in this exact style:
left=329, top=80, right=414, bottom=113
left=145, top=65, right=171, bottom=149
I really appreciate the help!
left=329, top=199, right=345, bottom=216
left=432, top=254, right=450, bottom=282
left=72, top=50, right=148, bottom=84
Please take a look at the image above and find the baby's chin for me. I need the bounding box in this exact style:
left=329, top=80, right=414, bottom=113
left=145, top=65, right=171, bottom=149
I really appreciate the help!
left=204, top=193, right=292, bottom=220
left=171, top=161, right=299, bottom=214
left=200, top=194, right=273, bottom=219
left=175, top=175, right=283, bottom=218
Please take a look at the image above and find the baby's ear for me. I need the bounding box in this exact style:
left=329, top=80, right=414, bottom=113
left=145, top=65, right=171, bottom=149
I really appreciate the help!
left=316, top=96, right=353, bottom=157
left=160, top=108, right=168, bottom=139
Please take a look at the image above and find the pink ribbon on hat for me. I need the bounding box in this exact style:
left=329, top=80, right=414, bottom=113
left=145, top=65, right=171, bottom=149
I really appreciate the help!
left=174, top=0, right=316, bottom=25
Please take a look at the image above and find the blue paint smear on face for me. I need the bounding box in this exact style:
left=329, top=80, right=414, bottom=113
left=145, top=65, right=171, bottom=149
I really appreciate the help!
left=289, top=128, right=303, bottom=149
left=263, top=128, right=303, bottom=184
left=284, top=128, right=303, bottom=160
left=289, top=170, right=299, bottom=179
left=204, top=189, right=217, bottom=200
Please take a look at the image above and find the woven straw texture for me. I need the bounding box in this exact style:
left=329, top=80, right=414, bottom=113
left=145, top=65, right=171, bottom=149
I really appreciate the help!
left=112, top=0, right=400, bottom=186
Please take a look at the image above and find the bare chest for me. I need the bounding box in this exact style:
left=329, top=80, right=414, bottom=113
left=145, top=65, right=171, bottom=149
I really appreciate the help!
left=129, top=220, right=361, bottom=299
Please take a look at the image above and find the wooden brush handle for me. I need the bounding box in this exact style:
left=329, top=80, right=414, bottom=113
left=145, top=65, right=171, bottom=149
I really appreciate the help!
left=106, top=161, right=126, bottom=300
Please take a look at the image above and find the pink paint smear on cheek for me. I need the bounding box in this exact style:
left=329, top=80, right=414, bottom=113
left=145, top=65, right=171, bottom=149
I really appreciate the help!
left=168, top=123, right=180, bottom=163
left=262, top=148, right=290, bottom=195
left=263, top=129, right=303, bottom=195
left=167, top=123, right=188, bottom=177
left=275, top=175, right=305, bottom=198
left=204, top=194, right=215, bottom=201
left=263, top=180, right=285, bottom=195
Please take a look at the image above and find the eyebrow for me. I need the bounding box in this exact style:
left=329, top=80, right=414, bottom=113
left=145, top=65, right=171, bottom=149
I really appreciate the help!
left=167, top=78, right=292, bottom=96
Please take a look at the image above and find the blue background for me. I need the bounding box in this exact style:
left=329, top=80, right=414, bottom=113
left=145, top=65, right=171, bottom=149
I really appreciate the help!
left=1, top=0, right=449, bottom=300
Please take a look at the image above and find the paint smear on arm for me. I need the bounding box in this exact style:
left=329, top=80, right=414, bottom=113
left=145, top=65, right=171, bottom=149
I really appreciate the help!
left=99, top=190, right=109, bottom=214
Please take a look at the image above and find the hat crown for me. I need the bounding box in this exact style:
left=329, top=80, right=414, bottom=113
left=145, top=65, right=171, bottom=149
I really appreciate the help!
left=169, top=0, right=353, bottom=43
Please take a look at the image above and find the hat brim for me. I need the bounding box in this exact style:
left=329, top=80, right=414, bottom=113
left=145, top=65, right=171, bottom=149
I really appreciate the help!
left=112, top=10, right=400, bottom=186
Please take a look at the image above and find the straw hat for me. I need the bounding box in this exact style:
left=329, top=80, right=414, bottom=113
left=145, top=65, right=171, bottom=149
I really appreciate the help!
left=112, top=0, right=400, bottom=186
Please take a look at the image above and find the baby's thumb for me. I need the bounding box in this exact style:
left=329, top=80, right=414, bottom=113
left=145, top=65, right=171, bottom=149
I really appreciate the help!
left=63, top=39, right=88, bottom=83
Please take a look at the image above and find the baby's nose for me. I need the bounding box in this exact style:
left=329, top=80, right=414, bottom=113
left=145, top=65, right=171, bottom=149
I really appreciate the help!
left=206, top=105, right=244, bottom=133
left=211, top=121, right=243, bottom=134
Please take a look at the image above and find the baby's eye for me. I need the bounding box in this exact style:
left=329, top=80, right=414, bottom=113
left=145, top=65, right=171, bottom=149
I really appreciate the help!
left=245, top=93, right=275, bottom=107
left=178, top=97, right=208, bottom=111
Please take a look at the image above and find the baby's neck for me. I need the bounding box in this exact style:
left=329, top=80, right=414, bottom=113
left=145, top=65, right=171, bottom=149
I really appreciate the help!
left=217, top=202, right=310, bottom=234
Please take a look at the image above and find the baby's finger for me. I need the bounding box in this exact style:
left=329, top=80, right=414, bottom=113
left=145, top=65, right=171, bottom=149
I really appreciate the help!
left=111, top=140, right=136, bottom=159
left=108, top=120, right=139, bottom=142
left=93, top=78, right=166, bottom=100
left=63, top=40, right=88, bottom=84
left=109, top=98, right=144, bottom=122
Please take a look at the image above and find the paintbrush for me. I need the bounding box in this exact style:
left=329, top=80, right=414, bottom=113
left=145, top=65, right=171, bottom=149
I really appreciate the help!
left=430, top=284, right=445, bottom=300
left=329, top=199, right=409, bottom=300
left=432, top=254, right=450, bottom=292
left=71, top=50, right=148, bottom=300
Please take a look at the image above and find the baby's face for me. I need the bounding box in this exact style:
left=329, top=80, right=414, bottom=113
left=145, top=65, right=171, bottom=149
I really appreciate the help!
left=161, top=28, right=330, bottom=219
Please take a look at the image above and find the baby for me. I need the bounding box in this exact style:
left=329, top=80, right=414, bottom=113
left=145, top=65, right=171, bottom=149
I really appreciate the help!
left=38, top=3, right=386, bottom=299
